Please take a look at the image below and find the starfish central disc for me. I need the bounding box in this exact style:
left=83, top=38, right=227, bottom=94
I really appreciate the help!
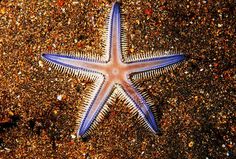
left=112, top=68, right=119, bottom=75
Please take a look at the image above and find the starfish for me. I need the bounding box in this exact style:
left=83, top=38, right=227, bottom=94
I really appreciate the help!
left=42, top=1, right=185, bottom=137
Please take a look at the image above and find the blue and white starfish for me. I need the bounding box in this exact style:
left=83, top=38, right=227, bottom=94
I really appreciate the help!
left=42, top=1, right=185, bottom=137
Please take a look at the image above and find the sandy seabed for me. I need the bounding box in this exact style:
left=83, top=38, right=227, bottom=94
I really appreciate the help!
left=0, top=0, right=235, bottom=158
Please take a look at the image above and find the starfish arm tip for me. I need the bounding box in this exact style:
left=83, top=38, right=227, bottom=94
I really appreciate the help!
left=77, top=124, right=89, bottom=138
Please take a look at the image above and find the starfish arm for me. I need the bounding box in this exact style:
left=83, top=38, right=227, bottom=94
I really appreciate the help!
left=121, top=80, right=159, bottom=133
left=77, top=78, right=113, bottom=137
left=102, top=2, right=122, bottom=62
left=41, top=52, right=109, bottom=76
left=127, top=51, right=185, bottom=73
left=126, top=51, right=185, bottom=81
